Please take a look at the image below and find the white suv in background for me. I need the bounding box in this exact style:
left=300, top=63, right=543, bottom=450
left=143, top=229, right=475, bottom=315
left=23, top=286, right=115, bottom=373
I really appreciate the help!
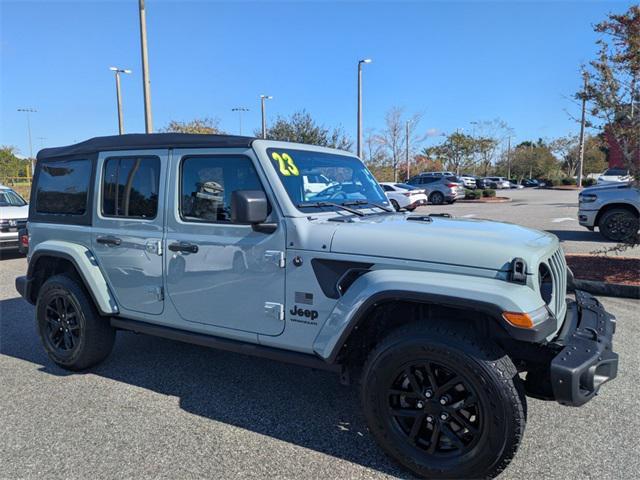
left=303, top=172, right=336, bottom=194
left=597, top=168, right=632, bottom=185
left=0, top=185, right=29, bottom=252
left=379, top=182, right=428, bottom=211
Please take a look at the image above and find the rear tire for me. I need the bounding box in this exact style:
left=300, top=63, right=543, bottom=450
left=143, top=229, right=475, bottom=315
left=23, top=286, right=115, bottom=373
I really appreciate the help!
left=36, top=274, right=115, bottom=371
left=361, top=322, right=526, bottom=479
left=429, top=192, right=445, bottom=205
left=598, top=208, right=639, bottom=242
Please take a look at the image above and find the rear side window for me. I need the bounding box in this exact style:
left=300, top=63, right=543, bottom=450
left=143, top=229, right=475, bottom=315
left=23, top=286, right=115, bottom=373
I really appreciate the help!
left=102, top=156, right=160, bottom=219
left=36, top=159, right=91, bottom=215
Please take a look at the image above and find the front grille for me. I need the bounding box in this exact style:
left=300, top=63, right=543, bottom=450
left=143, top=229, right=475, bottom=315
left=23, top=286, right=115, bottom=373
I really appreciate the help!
left=547, top=248, right=567, bottom=320
left=0, top=218, right=27, bottom=232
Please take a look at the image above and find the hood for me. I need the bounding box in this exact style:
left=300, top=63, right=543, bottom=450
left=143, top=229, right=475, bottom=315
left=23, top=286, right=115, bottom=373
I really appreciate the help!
left=583, top=182, right=633, bottom=194
left=329, top=214, right=557, bottom=272
left=0, top=204, right=29, bottom=220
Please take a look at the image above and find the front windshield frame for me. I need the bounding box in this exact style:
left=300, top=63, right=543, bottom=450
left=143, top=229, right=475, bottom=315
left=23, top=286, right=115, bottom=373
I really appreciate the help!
left=0, top=189, right=27, bottom=207
left=265, top=147, right=389, bottom=214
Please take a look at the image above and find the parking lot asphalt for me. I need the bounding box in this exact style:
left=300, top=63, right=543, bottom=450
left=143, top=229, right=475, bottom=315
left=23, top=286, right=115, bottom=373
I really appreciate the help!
left=415, top=188, right=640, bottom=257
left=1, top=190, right=639, bottom=479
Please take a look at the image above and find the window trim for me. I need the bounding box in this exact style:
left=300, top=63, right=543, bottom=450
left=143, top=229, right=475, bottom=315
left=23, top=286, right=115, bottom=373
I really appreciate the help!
left=100, top=155, right=161, bottom=221
left=29, top=153, right=97, bottom=226
left=178, top=153, right=269, bottom=226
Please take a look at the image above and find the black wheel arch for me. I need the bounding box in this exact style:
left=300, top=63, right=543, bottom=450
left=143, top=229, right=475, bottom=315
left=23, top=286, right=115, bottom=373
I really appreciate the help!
left=26, top=250, right=100, bottom=311
left=595, top=202, right=639, bottom=227
left=329, top=290, right=556, bottom=367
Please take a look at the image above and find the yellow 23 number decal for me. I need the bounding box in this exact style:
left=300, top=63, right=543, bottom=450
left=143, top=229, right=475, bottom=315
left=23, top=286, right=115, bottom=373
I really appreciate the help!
left=271, top=152, right=299, bottom=176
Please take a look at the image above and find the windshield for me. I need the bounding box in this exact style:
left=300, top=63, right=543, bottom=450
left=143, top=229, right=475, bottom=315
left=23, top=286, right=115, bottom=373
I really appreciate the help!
left=0, top=189, right=27, bottom=207
left=603, top=169, right=628, bottom=176
left=266, top=148, right=388, bottom=212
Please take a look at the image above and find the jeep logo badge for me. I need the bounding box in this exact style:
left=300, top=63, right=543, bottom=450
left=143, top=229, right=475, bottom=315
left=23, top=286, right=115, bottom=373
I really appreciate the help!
left=289, top=305, right=319, bottom=321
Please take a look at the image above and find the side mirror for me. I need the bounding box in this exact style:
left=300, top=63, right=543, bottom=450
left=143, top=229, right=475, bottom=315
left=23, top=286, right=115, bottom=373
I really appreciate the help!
left=231, top=190, right=276, bottom=233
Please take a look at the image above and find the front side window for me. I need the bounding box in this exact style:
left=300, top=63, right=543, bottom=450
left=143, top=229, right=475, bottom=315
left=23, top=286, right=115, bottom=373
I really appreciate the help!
left=36, top=159, right=91, bottom=214
left=0, top=189, right=27, bottom=207
left=266, top=148, right=387, bottom=213
left=181, top=155, right=264, bottom=223
left=102, top=156, right=160, bottom=218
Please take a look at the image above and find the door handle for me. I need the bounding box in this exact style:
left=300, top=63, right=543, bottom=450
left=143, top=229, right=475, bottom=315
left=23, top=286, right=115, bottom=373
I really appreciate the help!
left=168, top=242, right=199, bottom=254
left=96, top=236, right=122, bottom=246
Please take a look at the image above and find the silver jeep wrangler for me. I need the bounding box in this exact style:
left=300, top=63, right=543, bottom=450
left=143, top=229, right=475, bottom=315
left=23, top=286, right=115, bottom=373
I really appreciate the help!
left=16, top=134, right=618, bottom=479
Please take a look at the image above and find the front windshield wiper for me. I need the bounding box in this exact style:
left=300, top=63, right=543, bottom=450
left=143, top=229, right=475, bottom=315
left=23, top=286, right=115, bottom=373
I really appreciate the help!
left=297, top=201, right=365, bottom=216
left=343, top=199, right=394, bottom=213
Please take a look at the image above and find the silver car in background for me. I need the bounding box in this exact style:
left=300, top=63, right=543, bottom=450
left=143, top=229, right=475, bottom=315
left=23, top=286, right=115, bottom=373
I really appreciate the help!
left=406, top=174, right=465, bottom=204
left=0, top=186, right=29, bottom=252
left=484, top=176, right=511, bottom=189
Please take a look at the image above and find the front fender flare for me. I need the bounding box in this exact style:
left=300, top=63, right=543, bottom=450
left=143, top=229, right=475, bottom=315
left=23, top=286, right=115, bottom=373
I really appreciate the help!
left=312, top=269, right=551, bottom=363
left=28, top=240, right=119, bottom=315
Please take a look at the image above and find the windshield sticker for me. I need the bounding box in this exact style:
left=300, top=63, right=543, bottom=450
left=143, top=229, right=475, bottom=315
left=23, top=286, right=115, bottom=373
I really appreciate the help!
left=271, top=152, right=300, bottom=176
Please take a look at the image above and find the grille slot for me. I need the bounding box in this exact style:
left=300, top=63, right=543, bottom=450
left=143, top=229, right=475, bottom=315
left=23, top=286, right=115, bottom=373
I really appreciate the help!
left=547, top=248, right=567, bottom=320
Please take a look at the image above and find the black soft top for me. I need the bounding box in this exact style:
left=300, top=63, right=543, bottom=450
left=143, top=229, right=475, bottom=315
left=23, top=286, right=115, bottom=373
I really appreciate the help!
left=37, top=133, right=256, bottom=161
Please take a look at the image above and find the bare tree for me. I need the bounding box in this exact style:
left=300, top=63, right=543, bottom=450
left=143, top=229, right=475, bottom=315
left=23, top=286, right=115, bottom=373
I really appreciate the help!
left=376, top=107, right=425, bottom=182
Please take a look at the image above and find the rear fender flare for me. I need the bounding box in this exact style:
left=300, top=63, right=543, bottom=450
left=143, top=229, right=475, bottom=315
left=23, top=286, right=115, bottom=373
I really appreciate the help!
left=28, top=240, right=119, bottom=315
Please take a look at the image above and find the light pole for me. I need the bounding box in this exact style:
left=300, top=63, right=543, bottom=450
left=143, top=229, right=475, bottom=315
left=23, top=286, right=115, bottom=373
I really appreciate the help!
left=577, top=71, right=589, bottom=189
left=357, top=58, right=372, bottom=159
left=232, top=107, right=249, bottom=135
left=109, top=67, right=132, bottom=135
left=138, top=0, right=153, bottom=133
left=260, top=95, right=272, bottom=139
left=405, top=120, right=410, bottom=181
left=17, top=108, right=36, bottom=178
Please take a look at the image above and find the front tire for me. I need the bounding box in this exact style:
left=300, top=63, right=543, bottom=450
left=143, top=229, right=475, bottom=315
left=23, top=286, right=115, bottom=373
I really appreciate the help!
left=361, top=323, right=526, bottom=479
left=36, top=274, right=115, bottom=371
left=429, top=192, right=445, bottom=205
left=390, top=199, right=401, bottom=211
left=598, top=208, right=639, bottom=242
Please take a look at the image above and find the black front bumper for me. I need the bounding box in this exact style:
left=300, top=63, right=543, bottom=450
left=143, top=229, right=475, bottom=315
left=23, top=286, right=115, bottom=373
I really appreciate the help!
left=550, top=290, right=618, bottom=406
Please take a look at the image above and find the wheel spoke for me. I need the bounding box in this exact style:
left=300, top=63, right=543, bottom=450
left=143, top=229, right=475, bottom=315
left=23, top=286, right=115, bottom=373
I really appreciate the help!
left=389, top=389, right=420, bottom=399
left=46, top=305, right=58, bottom=318
left=426, top=424, right=440, bottom=454
left=424, top=363, right=438, bottom=390
left=404, top=368, right=422, bottom=394
left=389, top=407, right=422, bottom=418
left=441, top=423, right=465, bottom=449
left=450, top=410, right=478, bottom=434
left=434, top=376, right=462, bottom=396
left=408, top=413, right=426, bottom=442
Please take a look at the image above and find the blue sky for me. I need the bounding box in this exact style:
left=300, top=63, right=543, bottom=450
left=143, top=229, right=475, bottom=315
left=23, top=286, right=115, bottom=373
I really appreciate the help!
left=1, top=0, right=635, bottom=157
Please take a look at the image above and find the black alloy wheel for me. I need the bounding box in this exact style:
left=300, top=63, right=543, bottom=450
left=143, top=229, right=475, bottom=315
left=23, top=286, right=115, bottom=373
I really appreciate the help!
left=387, top=361, right=482, bottom=457
left=43, top=293, right=81, bottom=355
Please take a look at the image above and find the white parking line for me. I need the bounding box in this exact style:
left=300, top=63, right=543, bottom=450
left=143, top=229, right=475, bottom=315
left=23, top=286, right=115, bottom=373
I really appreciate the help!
left=461, top=214, right=477, bottom=218
left=551, top=217, right=577, bottom=223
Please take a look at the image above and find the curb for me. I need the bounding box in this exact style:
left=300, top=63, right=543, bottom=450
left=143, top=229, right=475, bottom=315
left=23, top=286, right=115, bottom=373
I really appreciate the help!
left=458, top=197, right=512, bottom=204
left=572, top=278, right=640, bottom=299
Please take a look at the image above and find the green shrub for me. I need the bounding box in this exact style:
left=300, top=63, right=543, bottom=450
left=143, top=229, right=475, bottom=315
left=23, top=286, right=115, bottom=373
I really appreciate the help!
left=561, top=177, right=577, bottom=185
left=464, top=189, right=481, bottom=200
left=482, top=189, right=496, bottom=198
left=582, top=178, right=596, bottom=187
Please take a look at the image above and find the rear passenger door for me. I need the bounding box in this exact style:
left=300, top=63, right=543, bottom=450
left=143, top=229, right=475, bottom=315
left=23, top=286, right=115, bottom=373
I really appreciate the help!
left=92, top=150, right=167, bottom=315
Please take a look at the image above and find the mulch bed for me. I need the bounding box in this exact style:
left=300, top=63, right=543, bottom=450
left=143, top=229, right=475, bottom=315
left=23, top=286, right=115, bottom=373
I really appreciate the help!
left=566, top=254, right=640, bottom=286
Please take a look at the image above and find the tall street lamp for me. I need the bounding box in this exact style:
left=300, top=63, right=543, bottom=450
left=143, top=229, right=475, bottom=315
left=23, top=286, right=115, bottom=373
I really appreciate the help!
left=232, top=107, right=249, bottom=135
left=138, top=0, right=153, bottom=133
left=109, top=67, right=132, bottom=135
left=260, top=95, right=273, bottom=139
left=17, top=108, right=37, bottom=178
left=357, top=58, right=372, bottom=159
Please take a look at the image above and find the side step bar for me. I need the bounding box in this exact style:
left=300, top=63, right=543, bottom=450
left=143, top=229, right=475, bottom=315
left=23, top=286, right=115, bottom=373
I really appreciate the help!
left=110, top=317, right=341, bottom=373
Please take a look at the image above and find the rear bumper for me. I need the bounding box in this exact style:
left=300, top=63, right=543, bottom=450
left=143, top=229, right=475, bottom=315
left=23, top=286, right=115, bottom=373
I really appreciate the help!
left=550, top=290, right=618, bottom=406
